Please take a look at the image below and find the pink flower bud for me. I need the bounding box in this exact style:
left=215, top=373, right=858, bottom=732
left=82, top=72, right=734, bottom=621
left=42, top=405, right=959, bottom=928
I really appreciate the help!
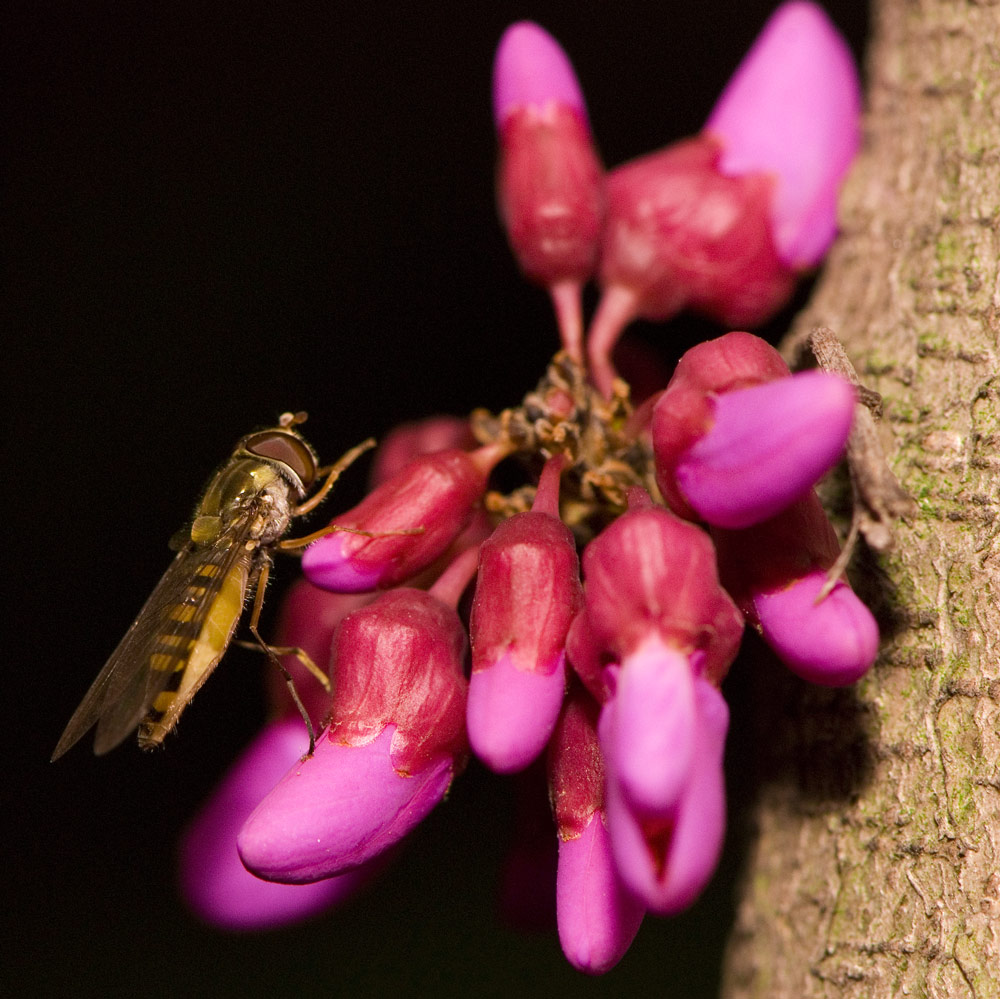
left=653, top=337, right=856, bottom=527
left=302, top=447, right=499, bottom=592
left=468, top=476, right=581, bottom=772
left=580, top=505, right=744, bottom=686
left=587, top=137, right=795, bottom=394
left=493, top=22, right=588, bottom=124
left=180, top=719, right=371, bottom=929
left=602, top=677, right=728, bottom=914
left=558, top=811, right=645, bottom=975
left=494, top=22, right=604, bottom=357
left=548, top=689, right=644, bottom=974
left=713, top=492, right=878, bottom=685
left=705, top=1, right=861, bottom=268
left=754, top=567, right=879, bottom=686
left=653, top=331, right=792, bottom=520
left=237, top=725, right=454, bottom=884
left=326, top=588, right=469, bottom=774
left=466, top=649, right=568, bottom=774
left=238, top=589, right=468, bottom=882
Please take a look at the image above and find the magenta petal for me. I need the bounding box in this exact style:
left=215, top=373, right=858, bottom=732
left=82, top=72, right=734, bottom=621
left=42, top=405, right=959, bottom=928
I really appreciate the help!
left=493, top=22, right=587, bottom=124
left=179, top=719, right=365, bottom=930
left=557, top=811, right=645, bottom=975
left=705, top=1, right=861, bottom=267
left=754, top=568, right=879, bottom=685
left=467, top=650, right=567, bottom=774
left=238, top=725, right=454, bottom=883
left=674, top=371, right=855, bottom=528
left=301, top=533, right=385, bottom=593
left=599, top=637, right=696, bottom=814
left=606, top=680, right=728, bottom=914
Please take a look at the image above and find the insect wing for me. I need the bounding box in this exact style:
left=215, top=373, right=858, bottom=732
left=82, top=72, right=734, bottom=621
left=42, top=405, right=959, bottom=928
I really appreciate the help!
left=51, top=523, right=253, bottom=760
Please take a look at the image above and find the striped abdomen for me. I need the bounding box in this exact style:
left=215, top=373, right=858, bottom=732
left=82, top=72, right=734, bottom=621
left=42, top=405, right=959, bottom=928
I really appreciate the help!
left=137, top=557, right=249, bottom=749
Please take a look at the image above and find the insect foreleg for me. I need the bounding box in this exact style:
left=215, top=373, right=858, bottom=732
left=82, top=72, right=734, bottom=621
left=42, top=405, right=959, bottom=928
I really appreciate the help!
left=278, top=523, right=425, bottom=552
left=276, top=523, right=380, bottom=551
left=293, top=437, right=377, bottom=516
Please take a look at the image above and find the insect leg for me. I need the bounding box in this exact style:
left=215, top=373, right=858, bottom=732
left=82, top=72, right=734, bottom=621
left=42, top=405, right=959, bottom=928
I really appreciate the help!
left=245, top=556, right=320, bottom=757
left=293, top=437, right=377, bottom=516
left=276, top=523, right=379, bottom=551
left=235, top=636, right=332, bottom=694
left=255, top=643, right=331, bottom=691
left=278, top=523, right=424, bottom=552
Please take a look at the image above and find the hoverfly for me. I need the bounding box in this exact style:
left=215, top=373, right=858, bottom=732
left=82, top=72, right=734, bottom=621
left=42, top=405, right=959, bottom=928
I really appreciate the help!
left=52, top=412, right=374, bottom=761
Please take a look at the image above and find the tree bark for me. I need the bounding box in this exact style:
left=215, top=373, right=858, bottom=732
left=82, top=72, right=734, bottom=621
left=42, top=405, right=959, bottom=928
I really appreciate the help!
left=722, top=1, right=1000, bottom=996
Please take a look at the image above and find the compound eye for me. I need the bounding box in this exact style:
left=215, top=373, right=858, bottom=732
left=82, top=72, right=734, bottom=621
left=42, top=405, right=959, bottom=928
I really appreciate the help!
left=244, top=430, right=317, bottom=486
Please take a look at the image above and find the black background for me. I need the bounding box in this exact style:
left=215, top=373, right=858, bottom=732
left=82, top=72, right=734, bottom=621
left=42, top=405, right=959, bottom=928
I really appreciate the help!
left=5, top=3, right=866, bottom=996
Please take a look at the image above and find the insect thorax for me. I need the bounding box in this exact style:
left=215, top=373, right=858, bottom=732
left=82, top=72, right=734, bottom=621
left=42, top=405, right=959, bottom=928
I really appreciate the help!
left=192, top=458, right=296, bottom=547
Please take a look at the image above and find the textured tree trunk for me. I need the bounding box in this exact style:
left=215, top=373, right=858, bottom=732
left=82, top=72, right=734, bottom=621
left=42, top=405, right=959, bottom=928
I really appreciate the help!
left=721, top=1, right=1000, bottom=996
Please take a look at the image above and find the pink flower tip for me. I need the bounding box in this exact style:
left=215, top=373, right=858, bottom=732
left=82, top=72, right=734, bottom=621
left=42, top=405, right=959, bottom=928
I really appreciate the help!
left=705, top=1, right=861, bottom=268
left=598, top=636, right=697, bottom=814
left=467, top=650, right=567, bottom=773
left=604, top=680, right=729, bottom=914
left=754, top=568, right=879, bottom=685
left=493, top=22, right=587, bottom=125
left=301, top=532, right=386, bottom=592
left=237, top=725, right=455, bottom=884
left=179, top=719, right=364, bottom=930
left=673, top=370, right=855, bottom=528
left=557, top=811, right=645, bottom=974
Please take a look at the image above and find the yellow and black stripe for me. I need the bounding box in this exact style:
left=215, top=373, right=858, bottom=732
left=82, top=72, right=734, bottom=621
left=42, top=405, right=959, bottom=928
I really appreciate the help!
left=135, top=552, right=250, bottom=749
left=142, top=561, right=226, bottom=726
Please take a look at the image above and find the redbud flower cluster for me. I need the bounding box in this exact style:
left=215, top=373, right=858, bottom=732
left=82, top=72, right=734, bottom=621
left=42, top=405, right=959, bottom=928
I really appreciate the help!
left=181, top=2, right=874, bottom=975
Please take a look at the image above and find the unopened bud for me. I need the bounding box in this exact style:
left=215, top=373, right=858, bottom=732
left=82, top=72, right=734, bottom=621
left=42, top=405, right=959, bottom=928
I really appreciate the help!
left=303, top=447, right=500, bottom=592
left=494, top=21, right=604, bottom=357
left=548, top=688, right=644, bottom=974
left=468, top=494, right=581, bottom=772
left=713, top=491, right=878, bottom=685
left=602, top=678, right=728, bottom=914
left=705, top=1, right=861, bottom=268
left=238, top=589, right=468, bottom=883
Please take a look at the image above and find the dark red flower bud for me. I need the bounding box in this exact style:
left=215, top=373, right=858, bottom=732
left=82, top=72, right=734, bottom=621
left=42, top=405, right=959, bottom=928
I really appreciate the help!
left=303, top=447, right=502, bottom=592
left=548, top=687, right=644, bottom=974
left=586, top=140, right=795, bottom=394
left=468, top=507, right=581, bottom=772
left=713, top=491, right=878, bottom=685
left=580, top=505, right=743, bottom=686
left=328, top=588, right=468, bottom=774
